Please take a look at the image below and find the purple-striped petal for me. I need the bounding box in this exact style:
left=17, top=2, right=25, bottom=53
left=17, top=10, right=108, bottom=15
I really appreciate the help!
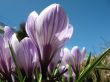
left=4, top=26, right=13, bottom=41
left=0, top=31, right=14, bottom=79
left=11, top=34, right=38, bottom=76
left=61, top=48, right=75, bottom=72
left=35, top=4, right=73, bottom=63
left=71, top=46, right=81, bottom=67
left=36, top=4, right=68, bottom=45
left=26, top=4, right=73, bottom=73
left=3, top=26, right=13, bottom=48
left=11, top=34, right=25, bottom=68
left=20, top=37, right=37, bottom=75
left=26, top=11, right=38, bottom=46
left=81, top=47, right=86, bottom=63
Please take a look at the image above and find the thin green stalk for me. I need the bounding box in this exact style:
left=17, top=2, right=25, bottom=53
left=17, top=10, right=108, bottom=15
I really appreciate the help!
left=96, top=66, right=110, bottom=70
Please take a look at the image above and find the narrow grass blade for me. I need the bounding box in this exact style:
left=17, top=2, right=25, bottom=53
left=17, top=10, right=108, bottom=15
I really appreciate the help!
left=85, top=53, right=91, bottom=67
left=38, top=73, right=42, bottom=82
left=96, top=66, right=110, bottom=70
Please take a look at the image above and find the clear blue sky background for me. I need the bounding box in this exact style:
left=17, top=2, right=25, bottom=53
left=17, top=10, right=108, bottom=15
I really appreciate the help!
left=0, top=0, right=110, bottom=54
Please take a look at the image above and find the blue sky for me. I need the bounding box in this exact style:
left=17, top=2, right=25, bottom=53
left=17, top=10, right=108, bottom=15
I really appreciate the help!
left=0, top=0, right=110, bottom=54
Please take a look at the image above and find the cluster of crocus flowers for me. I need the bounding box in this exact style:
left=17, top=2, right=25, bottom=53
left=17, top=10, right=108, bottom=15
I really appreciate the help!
left=0, top=26, right=14, bottom=82
left=0, top=3, right=87, bottom=82
left=61, top=46, right=86, bottom=81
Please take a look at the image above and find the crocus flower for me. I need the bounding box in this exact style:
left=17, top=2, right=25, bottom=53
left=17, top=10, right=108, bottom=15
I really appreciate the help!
left=61, top=46, right=86, bottom=80
left=11, top=34, right=37, bottom=80
left=26, top=3, right=73, bottom=77
left=0, top=26, right=14, bottom=82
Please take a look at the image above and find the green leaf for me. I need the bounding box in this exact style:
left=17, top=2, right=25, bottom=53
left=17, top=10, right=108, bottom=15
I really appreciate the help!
left=96, top=66, right=110, bottom=70
left=52, top=62, right=60, bottom=76
left=69, top=65, right=72, bottom=78
left=76, top=48, right=110, bottom=82
left=68, top=65, right=73, bottom=82
left=22, top=76, right=26, bottom=82
left=38, top=73, right=42, bottom=82
left=85, top=53, right=91, bottom=67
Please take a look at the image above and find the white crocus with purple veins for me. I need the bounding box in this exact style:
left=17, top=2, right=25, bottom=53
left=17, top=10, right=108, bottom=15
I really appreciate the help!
left=26, top=4, right=73, bottom=76
left=60, top=48, right=75, bottom=81
left=0, top=26, right=14, bottom=81
left=71, top=46, right=86, bottom=72
left=11, top=34, right=37, bottom=78
left=61, top=46, right=86, bottom=80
